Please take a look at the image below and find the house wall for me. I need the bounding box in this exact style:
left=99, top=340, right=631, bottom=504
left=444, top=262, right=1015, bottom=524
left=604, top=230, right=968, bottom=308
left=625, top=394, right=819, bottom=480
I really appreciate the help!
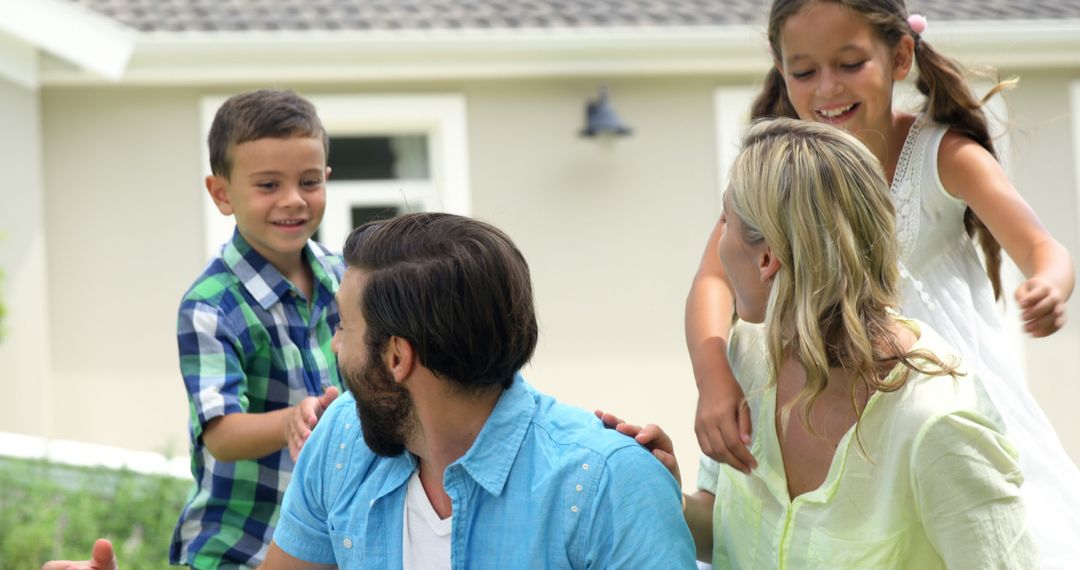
left=36, top=69, right=1080, bottom=487
left=1001, top=67, right=1080, bottom=465
left=39, top=88, right=203, bottom=459
left=0, top=78, right=53, bottom=439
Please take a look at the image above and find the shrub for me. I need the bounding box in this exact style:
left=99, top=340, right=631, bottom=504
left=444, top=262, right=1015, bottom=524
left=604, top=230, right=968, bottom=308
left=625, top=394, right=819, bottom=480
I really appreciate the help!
left=0, top=457, right=190, bottom=569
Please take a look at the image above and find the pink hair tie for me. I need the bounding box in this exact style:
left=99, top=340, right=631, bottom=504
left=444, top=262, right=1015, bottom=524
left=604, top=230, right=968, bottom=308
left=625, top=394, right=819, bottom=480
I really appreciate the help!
left=907, top=14, right=928, bottom=35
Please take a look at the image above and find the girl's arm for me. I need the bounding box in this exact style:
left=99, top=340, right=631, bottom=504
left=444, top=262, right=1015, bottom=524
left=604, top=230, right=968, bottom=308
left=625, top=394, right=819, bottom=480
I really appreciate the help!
left=686, top=219, right=757, bottom=472
left=939, top=132, right=1075, bottom=336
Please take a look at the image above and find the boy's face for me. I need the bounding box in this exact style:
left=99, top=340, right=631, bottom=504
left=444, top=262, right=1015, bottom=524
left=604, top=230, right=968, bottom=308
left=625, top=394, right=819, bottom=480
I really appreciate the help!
left=206, top=136, right=329, bottom=272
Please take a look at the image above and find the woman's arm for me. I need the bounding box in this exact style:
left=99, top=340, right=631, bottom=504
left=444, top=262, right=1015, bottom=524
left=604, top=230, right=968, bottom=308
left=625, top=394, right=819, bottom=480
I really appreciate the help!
left=912, top=412, right=1038, bottom=569
left=683, top=490, right=716, bottom=562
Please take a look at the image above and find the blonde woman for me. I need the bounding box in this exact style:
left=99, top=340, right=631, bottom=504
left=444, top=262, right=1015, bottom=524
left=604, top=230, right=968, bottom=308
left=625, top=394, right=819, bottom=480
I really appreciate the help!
left=600, top=118, right=1035, bottom=569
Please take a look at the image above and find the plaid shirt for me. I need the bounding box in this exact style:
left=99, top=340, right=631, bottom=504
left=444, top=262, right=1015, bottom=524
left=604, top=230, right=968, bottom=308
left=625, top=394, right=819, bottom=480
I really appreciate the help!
left=170, top=229, right=345, bottom=569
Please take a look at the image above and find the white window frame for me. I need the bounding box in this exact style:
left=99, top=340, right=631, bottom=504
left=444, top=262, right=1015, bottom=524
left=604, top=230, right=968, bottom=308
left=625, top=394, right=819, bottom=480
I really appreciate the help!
left=712, top=86, right=757, bottom=212
left=199, top=93, right=471, bottom=260
left=1071, top=81, right=1080, bottom=252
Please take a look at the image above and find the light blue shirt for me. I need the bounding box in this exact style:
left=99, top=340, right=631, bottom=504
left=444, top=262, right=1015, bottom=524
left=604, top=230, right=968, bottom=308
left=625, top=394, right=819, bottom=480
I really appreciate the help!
left=274, top=375, right=696, bottom=569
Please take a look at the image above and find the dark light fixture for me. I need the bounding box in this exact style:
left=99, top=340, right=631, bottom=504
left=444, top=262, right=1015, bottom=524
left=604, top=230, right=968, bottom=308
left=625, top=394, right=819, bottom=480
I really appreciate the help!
left=580, top=85, right=632, bottom=138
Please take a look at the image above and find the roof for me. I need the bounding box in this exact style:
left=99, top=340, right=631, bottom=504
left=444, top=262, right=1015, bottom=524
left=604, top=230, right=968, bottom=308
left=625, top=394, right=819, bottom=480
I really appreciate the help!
left=40, top=0, right=1080, bottom=85
left=0, top=0, right=134, bottom=87
left=64, top=0, right=1080, bottom=34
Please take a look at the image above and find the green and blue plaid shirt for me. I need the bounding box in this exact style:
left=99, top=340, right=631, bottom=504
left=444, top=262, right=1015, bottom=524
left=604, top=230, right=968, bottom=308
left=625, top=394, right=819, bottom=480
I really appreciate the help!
left=170, top=229, right=345, bottom=569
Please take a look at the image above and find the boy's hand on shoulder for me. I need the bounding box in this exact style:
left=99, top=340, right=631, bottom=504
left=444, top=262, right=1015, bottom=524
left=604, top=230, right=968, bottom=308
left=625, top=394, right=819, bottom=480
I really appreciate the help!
left=286, top=386, right=340, bottom=461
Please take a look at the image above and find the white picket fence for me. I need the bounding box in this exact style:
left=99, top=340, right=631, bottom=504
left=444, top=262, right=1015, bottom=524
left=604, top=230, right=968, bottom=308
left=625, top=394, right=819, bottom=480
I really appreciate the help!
left=0, top=431, right=190, bottom=479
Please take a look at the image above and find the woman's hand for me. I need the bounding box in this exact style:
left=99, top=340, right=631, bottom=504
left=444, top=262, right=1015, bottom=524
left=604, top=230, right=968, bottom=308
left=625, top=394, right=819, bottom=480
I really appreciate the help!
left=595, top=410, right=682, bottom=483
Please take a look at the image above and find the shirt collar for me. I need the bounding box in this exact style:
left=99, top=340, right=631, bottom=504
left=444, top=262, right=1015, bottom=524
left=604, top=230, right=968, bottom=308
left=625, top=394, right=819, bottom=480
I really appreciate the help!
left=452, top=373, right=536, bottom=497
left=221, top=228, right=339, bottom=311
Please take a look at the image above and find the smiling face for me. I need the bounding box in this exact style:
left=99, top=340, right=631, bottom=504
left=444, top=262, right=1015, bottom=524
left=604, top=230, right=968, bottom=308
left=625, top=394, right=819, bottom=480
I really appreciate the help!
left=717, top=190, right=774, bottom=324
left=207, top=135, right=328, bottom=273
left=776, top=1, right=911, bottom=137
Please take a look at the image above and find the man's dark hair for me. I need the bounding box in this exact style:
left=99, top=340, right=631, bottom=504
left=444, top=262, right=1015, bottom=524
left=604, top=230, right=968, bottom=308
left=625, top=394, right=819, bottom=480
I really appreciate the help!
left=343, top=213, right=538, bottom=391
left=208, top=89, right=329, bottom=178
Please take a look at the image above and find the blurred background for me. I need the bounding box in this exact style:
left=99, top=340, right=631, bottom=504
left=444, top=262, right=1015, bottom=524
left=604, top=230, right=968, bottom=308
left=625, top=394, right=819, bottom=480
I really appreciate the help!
left=1, top=0, right=1079, bottom=564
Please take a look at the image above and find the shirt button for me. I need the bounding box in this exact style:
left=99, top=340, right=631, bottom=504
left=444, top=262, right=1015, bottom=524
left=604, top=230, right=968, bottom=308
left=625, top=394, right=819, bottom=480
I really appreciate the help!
left=571, top=506, right=579, bottom=513
left=576, top=484, right=583, bottom=492
left=339, top=443, right=346, bottom=449
left=343, top=537, right=353, bottom=549
left=336, top=463, right=343, bottom=470
left=345, top=423, right=351, bottom=430
left=582, top=463, right=589, bottom=471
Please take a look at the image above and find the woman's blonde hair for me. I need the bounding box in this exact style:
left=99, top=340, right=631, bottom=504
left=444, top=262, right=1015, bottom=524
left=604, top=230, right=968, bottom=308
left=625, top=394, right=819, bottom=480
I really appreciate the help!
left=728, top=118, right=956, bottom=436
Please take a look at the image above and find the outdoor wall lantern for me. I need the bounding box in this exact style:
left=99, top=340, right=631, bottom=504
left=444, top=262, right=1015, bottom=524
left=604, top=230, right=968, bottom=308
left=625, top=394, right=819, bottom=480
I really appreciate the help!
left=579, top=85, right=632, bottom=138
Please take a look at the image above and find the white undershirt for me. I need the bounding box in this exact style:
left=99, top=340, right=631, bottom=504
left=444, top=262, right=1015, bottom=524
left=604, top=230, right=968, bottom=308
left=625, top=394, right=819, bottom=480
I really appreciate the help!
left=402, top=470, right=452, bottom=570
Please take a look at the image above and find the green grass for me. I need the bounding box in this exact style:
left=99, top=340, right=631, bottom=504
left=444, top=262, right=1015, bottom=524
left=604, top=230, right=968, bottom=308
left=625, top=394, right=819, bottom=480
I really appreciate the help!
left=0, top=457, right=191, bottom=569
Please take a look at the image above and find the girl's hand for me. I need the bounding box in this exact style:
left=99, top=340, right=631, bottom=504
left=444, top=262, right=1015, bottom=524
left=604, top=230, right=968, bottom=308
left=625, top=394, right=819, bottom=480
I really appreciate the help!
left=1015, top=276, right=1067, bottom=337
left=695, top=377, right=756, bottom=474
left=594, top=410, right=682, bottom=484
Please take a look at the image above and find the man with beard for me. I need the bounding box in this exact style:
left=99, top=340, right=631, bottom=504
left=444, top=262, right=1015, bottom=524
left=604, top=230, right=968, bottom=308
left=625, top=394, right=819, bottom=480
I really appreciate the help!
left=44, top=213, right=694, bottom=570
left=262, top=213, right=696, bottom=568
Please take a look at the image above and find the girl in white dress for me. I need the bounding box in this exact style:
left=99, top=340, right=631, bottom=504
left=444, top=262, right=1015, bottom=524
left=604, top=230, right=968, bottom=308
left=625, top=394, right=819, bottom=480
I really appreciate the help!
left=685, top=0, right=1079, bottom=566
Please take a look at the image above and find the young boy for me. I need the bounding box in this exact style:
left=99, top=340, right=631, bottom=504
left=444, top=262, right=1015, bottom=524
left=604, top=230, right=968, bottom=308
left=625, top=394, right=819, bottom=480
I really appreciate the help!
left=169, top=89, right=344, bottom=569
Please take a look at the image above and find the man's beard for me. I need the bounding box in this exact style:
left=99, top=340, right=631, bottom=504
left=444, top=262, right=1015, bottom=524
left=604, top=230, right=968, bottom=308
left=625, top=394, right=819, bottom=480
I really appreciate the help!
left=342, top=350, right=417, bottom=457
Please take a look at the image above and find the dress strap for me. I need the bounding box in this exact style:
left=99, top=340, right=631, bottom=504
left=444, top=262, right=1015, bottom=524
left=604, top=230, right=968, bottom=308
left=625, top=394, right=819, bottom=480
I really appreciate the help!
left=890, top=114, right=925, bottom=263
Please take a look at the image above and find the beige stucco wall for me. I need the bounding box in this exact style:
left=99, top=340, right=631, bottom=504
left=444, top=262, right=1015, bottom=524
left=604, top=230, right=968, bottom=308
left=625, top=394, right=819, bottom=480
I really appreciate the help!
left=40, top=88, right=204, bottom=458
left=35, top=70, right=1080, bottom=488
left=0, top=78, right=52, bottom=439
left=1000, top=68, right=1080, bottom=467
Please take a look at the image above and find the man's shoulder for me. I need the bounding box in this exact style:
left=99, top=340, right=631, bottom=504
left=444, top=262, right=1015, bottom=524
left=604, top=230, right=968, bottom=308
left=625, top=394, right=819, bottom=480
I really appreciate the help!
left=526, top=389, right=652, bottom=466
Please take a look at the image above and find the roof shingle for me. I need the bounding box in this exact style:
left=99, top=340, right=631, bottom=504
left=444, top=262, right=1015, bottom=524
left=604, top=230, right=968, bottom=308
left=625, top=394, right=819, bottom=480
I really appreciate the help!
left=65, top=0, right=1080, bottom=33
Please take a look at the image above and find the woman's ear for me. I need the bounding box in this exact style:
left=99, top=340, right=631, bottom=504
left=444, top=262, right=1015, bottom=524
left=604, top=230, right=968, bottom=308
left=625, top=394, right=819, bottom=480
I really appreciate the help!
left=384, top=336, right=417, bottom=382
left=892, top=35, right=916, bottom=82
left=759, top=245, right=782, bottom=282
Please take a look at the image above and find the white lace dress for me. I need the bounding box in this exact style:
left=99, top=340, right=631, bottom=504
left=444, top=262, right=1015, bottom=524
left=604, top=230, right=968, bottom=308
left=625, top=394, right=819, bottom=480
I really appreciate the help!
left=892, top=115, right=1080, bottom=568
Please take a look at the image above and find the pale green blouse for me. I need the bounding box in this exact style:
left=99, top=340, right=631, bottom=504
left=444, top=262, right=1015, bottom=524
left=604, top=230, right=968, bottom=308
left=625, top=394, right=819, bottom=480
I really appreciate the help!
left=697, top=320, right=1038, bottom=569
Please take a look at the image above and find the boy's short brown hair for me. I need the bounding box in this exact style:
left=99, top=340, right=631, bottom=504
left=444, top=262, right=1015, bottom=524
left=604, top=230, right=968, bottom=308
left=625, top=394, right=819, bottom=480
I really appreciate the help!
left=208, top=89, right=329, bottom=178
